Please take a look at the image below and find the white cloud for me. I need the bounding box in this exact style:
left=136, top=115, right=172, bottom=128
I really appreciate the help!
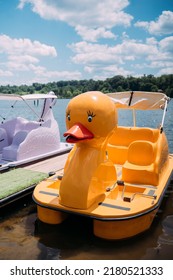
left=9, top=54, right=39, bottom=64
left=75, top=26, right=116, bottom=42
left=6, top=61, right=30, bottom=71
left=135, top=11, right=173, bottom=36
left=18, top=0, right=132, bottom=27
left=0, top=34, right=58, bottom=80
left=135, top=21, right=149, bottom=29
left=157, top=67, right=173, bottom=76
left=68, top=39, right=158, bottom=66
left=93, top=65, right=132, bottom=81
left=0, top=69, right=13, bottom=77
left=68, top=35, right=173, bottom=78
left=44, top=70, right=82, bottom=80
left=146, top=37, right=158, bottom=45
left=0, top=34, right=57, bottom=57
left=69, top=41, right=117, bottom=64
left=159, top=36, right=173, bottom=53
left=150, top=61, right=173, bottom=69
left=84, top=66, right=94, bottom=74
left=29, top=64, right=82, bottom=80
left=99, top=65, right=132, bottom=75
left=0, top=37, right=82, bottom=83
left=0, top=34, right=82, bottom=84
left=18, top=0, right=133, bottom=41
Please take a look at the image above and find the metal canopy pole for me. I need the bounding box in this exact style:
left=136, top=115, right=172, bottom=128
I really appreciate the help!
left=133, top=109, right=136, bottom=127
left=0, top=100, right=17, bottom=123
left=160, top=98, right=169, bottom=133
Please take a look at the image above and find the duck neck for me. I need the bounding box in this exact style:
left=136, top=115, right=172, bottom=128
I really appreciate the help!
left=59, top=128, right=116, bottom=209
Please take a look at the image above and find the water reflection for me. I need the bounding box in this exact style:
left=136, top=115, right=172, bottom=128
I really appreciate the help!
left=141, top=185, right=173, bottom=260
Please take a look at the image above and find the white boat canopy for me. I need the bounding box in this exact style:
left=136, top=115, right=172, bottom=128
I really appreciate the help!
left=107, top=91, right=170, bottom=110
left=0, top=92, right=57, bottom=122
left=0, top=92, right=57, bottom=101
left=107, top=91, right=170, bottom=130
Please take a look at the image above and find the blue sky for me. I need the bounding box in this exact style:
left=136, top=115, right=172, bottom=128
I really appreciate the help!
left=0, top=0, right=173, bottom=85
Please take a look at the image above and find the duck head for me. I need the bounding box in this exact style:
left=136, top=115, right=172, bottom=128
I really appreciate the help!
left=64, top=91, right=117, bottom=147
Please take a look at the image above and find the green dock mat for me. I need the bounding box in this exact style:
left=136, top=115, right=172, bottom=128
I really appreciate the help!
left=0, top=168, right=48, bottom=200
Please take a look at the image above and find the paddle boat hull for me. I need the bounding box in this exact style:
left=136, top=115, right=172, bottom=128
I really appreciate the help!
left=33, top=91, right=173, bottom=240
left=33, top=151, right=173, bottom=240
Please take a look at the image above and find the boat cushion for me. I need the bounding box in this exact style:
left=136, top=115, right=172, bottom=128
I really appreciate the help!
left=12, top=130, right=28, bottom=145
left=0, top=128, right=9, bottom=152
left=2, top=130, right=28, bottom=161
left=127, top=140, right=155, bottom=165
left=122, top=140, right=158, bottom=185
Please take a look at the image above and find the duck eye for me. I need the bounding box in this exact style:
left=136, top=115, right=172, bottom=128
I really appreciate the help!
left=87, top=111, right=96, bottom=122
left=88, top=115, right=93, bottom=122
left=66, top=111, right=71, bottom=121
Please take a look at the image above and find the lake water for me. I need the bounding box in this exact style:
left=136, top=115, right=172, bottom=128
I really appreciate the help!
left=0, top=98, right=173, bottom=260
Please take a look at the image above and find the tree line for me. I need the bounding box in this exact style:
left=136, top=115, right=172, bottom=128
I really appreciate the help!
left=0, top=74, right=173, bottom=98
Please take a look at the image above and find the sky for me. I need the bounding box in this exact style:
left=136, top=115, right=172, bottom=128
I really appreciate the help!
left=0, top=0, right=173, bottom=86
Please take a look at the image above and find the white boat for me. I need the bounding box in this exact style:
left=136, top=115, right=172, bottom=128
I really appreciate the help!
left=0, top=91, right=72, bottom=171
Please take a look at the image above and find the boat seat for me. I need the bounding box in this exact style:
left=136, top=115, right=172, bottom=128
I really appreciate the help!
left=107, top=126, right=159, bottom=165
left=122, top=140, right=159, bottom=186
left=127, top=140, right=155, bottom=165
left=0, top=128, right=9, bottom=152
left=1, top=117, right=28, bottom=144
left=2, top=130, right=28, bottom=161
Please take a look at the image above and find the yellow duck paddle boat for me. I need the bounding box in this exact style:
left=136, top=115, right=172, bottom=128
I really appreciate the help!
left=33, top=91, right=173, bottom=240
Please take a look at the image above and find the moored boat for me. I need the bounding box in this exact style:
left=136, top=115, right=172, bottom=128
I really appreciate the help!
left=33, top=91, right=173, bottom=240
left=0, top=91, right=72, bottom=171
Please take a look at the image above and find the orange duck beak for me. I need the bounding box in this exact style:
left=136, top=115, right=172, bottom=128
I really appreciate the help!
left=64, top=123, right=94, bottom=143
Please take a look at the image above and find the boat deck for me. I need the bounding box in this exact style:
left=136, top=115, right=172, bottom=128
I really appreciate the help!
left=23, top=152, right=68, bottom=173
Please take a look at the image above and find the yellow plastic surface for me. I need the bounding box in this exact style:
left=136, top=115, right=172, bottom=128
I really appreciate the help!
left=33, top=91, right=173, bottom=240
left=122, top=132, right=169, bottom=185
left=107, top=126, right=160, bottom=164
left=37, top=205, right=67, bottom=224
left=59, top=91, right=117, bottom=209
